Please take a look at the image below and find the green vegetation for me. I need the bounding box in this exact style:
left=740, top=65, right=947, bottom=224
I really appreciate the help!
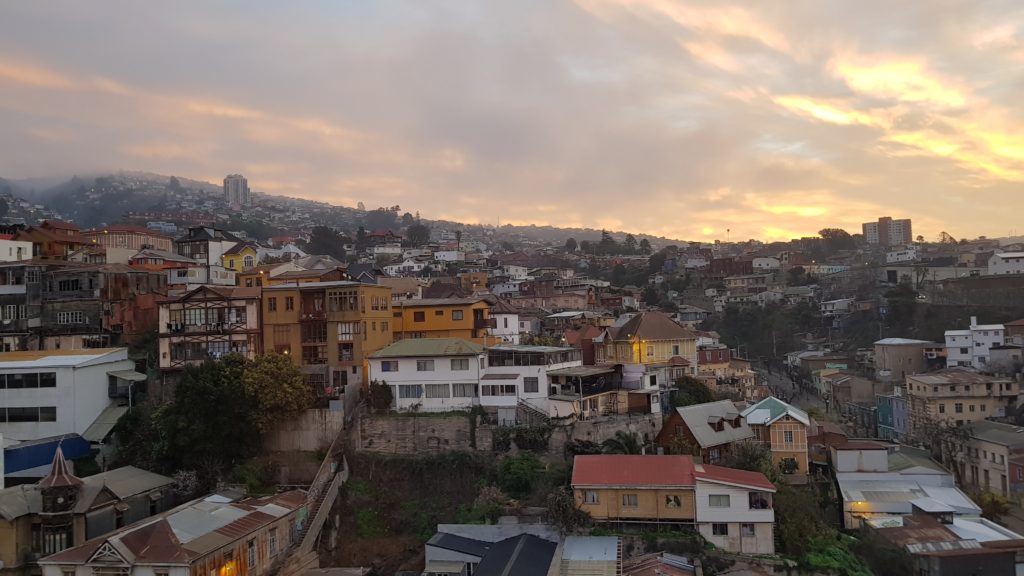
left=497, top=451, right=543, bottom=498
left=113, top=353, right=311, bottom=489
left=601, top=430, right=644, bottom=454
left=672, top=376, right=714, bottom=408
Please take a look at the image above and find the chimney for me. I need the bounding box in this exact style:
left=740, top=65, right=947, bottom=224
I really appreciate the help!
left=971, top=316, right=978, bottom=328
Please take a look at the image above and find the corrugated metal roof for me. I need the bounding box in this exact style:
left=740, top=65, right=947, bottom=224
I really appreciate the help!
left=370, top=338, right=484, bottom=358
left=675, top=400, right=754, bottom=449
left=82, top=404, right=129, bottom=442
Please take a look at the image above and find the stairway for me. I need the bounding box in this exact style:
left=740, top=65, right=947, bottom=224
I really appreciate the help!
left=297, top=480, right=333, bottom=545
left=516, top=399, right=551, bottom=427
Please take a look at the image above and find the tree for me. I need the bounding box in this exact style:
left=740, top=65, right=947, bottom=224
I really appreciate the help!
left=545, top=487, right=591, bottom=533
left=598, top=230, right=617, bottom=254
left=356, top=201, right=366, bottom=211
left=722, top=442, right=777, bottom=481
left=241, top=353, right=312, bottom=434
left=915, top=234, right=925, bottom=243
left=498, top=451, right=543, bottom=498
left=641, top=285, right=659, bottom=306
left=818, top=228, right=856, bottom=253
left=624, top=234, right=638, bottom=253
left=405, top=223, right=431, bottom=246
left=639, top=238, right=652, bottom=254
left=647, top=252, right=667, bottom=274
left=579, top=240, right=592, bottom=254
left=786, top=265, right=811, bottom=286
left=355, top=226, right=367, bottom=247
left=401, top=212, right=415, bottom=226
left=565, top=237, right=578, bottom=253
left=975, top=491, right=1010, bottom=522
left=672, top=376, right=713, bottom=407
left=610, top=264, right=627, bottom=287
left=668, top=435, right=701, bottom=456
left=301, top=226, right=347, bottom=260
left=367, top=380, right=393, bottom=413
left=912, top=415, right=970, bottom=485
left=601, top=430, right=644, bottom=454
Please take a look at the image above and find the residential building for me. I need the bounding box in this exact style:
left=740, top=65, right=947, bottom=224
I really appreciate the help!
left=0, top=239, right=32, bottom=263
left=82, top=225, right=173, bottom=253
left=723, top=273, right=773, bottom=294
left=264, top=267, right=347, bottom=287
left=14, top=221, right=87, bottom=261
left=41, top=264, right=166, bottom=349
left=0, top=348, right=139, bottom=442
left=392, top=297, right=493, bottom=344
left=223, top=173, right=251, bottom=207
left=905, top=369, right=1017, bottom=437
left=571, top=455, right=776, bottom=554
left=158, top=286, right=262, bottom=370
left=485, top=297, right=520, bottom=344
left=0, top=262, right=47, bottom=352
left=262, top=281, right=392, bottom=403
left=165, top=264, right=236, bottom=289
left=654, top=400, right=754, bottom=464
left=127, top=248, right=199, bottom=273
left=873, top=337, right=933, bottom=381
left=173, top=226, right=243, bottom=267
left=367, top=338, right=486, bottom=412
left=485, top=344, right=583, bottom=423
left=423, top=523, right=560, bottom=576
left=876, top=393, right=909, bottom=442
left=989, top=344, right=1024, bottom=373
left=0, top=448, right=174, bottom=572
left=944, top=316, right=1005, bottom=369
left=863, top=217, right=913, bottom=247
left=1006, top=318, right=1024, bottom=345
left=39, top=490, right=306, bottom=576
left=741, top=397, right=810, bottom=479
left=220, top=242, right=258, bottom=272
left=988, top=252, right=1024, bottom=275
left=751, top=257, right=780, bottom=271
left=593, top=312, right=699, bottom=400
left=834, top=442, right=980, bottom=529
left=964, top=420, right=1024, bottom=499
left=885, top=247, right=918, bottom=264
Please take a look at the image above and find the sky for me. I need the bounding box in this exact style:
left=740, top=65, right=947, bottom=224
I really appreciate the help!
left=1, top=1, right=1023, bottom=242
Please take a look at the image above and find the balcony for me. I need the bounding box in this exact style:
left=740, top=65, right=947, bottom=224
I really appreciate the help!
left=475, top=317, right=496, bottom=330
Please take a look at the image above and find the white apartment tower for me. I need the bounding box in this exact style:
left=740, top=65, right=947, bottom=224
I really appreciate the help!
left=223, top=174, right=250, bottom=207
left=862, top=216, right=912, bottom=247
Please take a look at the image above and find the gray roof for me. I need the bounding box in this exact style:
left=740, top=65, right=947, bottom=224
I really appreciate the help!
left=675, top=400, right=754, bottom=448
left=561, top=536, right=619, bottom=561
left=969, top=420, right=1024, bottom=447
left=474, top=534, right=557, bottom=576
left=0, top=465, right=173, bottom=520
left=82, top=466, right=175, bottom=501
left=888, top=446, right=948, bottom=474
left=370, top=338, right=484, bottom=358
left=427, top=533, right=492, bottom=559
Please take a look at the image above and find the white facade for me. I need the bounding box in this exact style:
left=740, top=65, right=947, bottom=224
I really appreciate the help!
left=833, top=448, right=888, bottom=472
left=223, top=173, right=250, bottom=206
left=752, top=257, right=781, bottom=271
left=502, top=265, right=528, bottom=280
left=166, top=265, right=236, bottom=287
left=369, top=353, right=487, bottom=412
left=820, top=298, right=854, bottom=316
left=945, top=317, right=1005, bottom=369
left=694, top=480, right=775, bottom=555
left=886, top=247, right=918, bottom=264
left=384, top=259, right=428, bottom=276
left=371, top=243, right=403, bottom=256
left=487, top=313, right=521, bottom=345
left=988, top=252, right=1024, bottom=275
left=434, top=250, right=466, bottom=262
left=0, top=348, right=135, bottom=442
left=0, top=240, right=32, bottom=262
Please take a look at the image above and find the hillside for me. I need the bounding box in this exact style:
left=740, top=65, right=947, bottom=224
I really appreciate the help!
left=0, top=170, right=693, bottom=247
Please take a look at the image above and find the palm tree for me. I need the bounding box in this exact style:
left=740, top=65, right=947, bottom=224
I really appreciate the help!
left=601, top=431, right=644, bottom=454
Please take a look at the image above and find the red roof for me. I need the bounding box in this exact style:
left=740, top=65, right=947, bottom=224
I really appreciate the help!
left=668, top=355, right=691, bottom=366
left=38, top=446, right=83, bottom=489
left=695, top=464, right=775, bottom=491
left=572, top=455, right=696, bottom=487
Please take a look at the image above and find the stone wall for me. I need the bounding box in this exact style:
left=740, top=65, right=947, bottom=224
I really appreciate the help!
left=356, top=410, right=662, bottom=456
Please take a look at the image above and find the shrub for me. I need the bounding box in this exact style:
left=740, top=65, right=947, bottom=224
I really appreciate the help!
left=498, top=451, right=543, bottom=498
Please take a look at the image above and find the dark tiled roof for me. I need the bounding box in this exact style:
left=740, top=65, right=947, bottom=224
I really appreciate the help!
left=609, top=312, right=696, bottom=342
left=474, top=534, right=557, bottom=576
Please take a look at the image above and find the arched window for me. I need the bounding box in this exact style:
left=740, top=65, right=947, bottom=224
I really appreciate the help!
left=243, top=255, right=254, bottom=269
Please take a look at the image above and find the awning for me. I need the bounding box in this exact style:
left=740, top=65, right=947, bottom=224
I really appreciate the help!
left=547, top=366, right=615, bottom=378
left=107, top=370, right=147, bottom=382
left=82, top=405, right=129, bottom=442
left=481, top=373, right=519, bottom=380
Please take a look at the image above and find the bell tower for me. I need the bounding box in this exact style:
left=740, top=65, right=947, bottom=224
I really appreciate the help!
left=37, top=445, right=82, bottom=553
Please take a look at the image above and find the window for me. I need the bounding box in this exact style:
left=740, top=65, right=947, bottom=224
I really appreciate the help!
left=39, top=372, right=56, bottom=388
left=268, top=297, right=277, bottom=312
left=709, top=494, right=730, bottom=508
left=672, top=344, right=680, bottom=355
left=783, top=430, right=794, bottom=443
left=247, top=538, right=256, bottom=568
left=981, top=404, right=987, bottom=412
left=413, top=311, right=425, bottom=322
left=425, top=383, right=450, bottom=398
left=39, top=407, right=57, bottom=422
left=243, top=255, right=254, bottom=268
left=665, top=495, right=681, bottom=508
left=970, top=404, right=976, bottom=412
left=955, top=403, right=963, bottom=413
left=269, top=527, right=279, bottom=556
left=451, top=358, right=470, bottom=371
left=622, top=494, right=638, bottom=507
left=301, top=345, right=327, bottom=365
left=939, top=403, right=945, bottom=414
left=452, top=310, right=464, bottom=321
left=585, top=491, right=599, bottom=504
left=417, top=359, right=435, bottom=371
left=646, top=345, right=655, bottom=357
left=482, top=384, right=517, bottom=396
left=524, top=377, right=539, bottom=393
left=398, top=385, right=423, bottom=399
left=285, top=296, right=294, bottom=311
left=61, top=568, right=75, bottom=576
left=381, top=321, right=389, bottom=332
left=741, top=523, right=756, bottom=537
left=381, top=360, right=399, bottom=372
left=57, top=279, right=81, bottom=292
left=452, top=383, right=478, bottom=397
left=435, top=310, right=444, bottom=316
left=56, top=311, right=84, bottom=324
left=712, top=523, right=729, bottom=536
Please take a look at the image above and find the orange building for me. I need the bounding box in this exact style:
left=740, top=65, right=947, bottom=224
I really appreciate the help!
left=391, top=297, right=493, bottom=344
left=741, top=397, right=810, bottom=479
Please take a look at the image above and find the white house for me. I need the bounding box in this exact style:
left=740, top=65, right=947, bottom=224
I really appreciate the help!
left=435, top=250, right=466, bottom=262
left=0, top=348, right=140, bottom=442
left=484, top=345, right=582, bottom=424
left=166, top=265, right=236, bottom=288
left=820, top=298, right=854, bottom=317
left=694, top=465, right=776, bottom=555
left=502, top=265, right=529, bottom=280
left=371, top=243, right=403, bottom=256
left=886, top=247, right=918, bottom=264
left=988, top=252, right=1024, bottom=275
left=383, top=258, right=429, bottom=276
left=0, top=240, right=33, bottom=263
left=487, top=298, right=521, bottom=345
left=752, top=257, right=781, bottom=271
left=944, top=316, right=1005, bottom=369
left=368, top=338, right=487, bottom=412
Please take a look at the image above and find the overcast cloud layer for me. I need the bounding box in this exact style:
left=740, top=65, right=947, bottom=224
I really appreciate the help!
left=1, top=1, right=1023, bottom=241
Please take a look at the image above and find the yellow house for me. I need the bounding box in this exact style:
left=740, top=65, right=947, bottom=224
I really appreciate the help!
left=391, top=297, right=492, bottom=344
left=741, top=396, right=810, bottom=479
left=593, top=312, right=698, bottom=390
left=262, top=280, right=392, bottom=400
left=221, top=242, right=259, bottom=272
